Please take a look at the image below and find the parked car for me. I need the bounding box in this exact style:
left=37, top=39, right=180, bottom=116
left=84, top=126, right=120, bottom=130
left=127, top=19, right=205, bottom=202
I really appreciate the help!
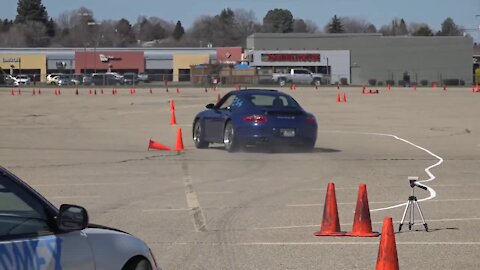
left=0, top=166, right=161, bottom=270
left=272, top=68, right=325, bottom=87
left=3, top=74, right=19, bottom=87
left=15, top=74, right=32, bottom=85
left=138, top=73, right=150, bottom=83
left=56, top=75, right=77, bottom=86
left=47, top=73, right=64, bottom=84
left=82, top=75, right=93, bottom=85
left=91, top=73, right=124, bottom=86
left=123, top=73, right=140, bottom=85
left=192, top=89, right=317, bottom=152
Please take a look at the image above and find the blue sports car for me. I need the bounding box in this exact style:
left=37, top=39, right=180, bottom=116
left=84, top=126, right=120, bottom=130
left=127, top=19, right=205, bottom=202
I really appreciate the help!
left=192, top=89, right=317, bottom=152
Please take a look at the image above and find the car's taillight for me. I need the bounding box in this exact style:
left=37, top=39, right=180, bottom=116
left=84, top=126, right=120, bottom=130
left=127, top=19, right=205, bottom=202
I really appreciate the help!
left=242, top=115, right=267, bottom=123
left=306, top=115, right=316, bottom=125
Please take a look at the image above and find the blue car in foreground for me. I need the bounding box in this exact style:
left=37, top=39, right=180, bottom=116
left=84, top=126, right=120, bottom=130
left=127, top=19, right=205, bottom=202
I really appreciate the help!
left=192, top=89, right=317, bottom=152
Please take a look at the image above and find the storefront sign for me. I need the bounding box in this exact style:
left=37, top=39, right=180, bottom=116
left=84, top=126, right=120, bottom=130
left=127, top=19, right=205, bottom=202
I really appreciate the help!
left=2, top=57, right=20, bottom=63
left=99, top=54, right=122, bottom=63
left=262, top=53, right=320, bottom=62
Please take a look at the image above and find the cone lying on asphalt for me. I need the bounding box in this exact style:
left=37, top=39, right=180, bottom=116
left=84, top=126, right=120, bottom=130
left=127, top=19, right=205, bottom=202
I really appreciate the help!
left=314, top=182, right=346, bottom=236
left=346, top=183, right=379, bottom=237
left=376, top=217, right=399, bottom=270
left=148, top=139, right=171, bottom=151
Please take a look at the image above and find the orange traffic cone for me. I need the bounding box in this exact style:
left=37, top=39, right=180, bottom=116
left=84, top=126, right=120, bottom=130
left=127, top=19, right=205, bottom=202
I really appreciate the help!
left=376, top=217, right=399, bottom=270
left=148, top=139, right=171, bottom=151
left=342, top=92, right=347, bottom=103
left=170, top=110, right=177, bottom=125
left=336, top=93, right=341, bottom=102
left=101, top=89, right=104, bottom=95
left=347, top=183, right=379, bottom=237
left=413, top=84, right=417, bottom=91
left=38, top=89, right=41, bottom=95
left=75, top=89, right=79, bottom=95
left=149, top=88, right=153, bottom=94
left=443, top=84, right=446, bottom=91
left=10, top=89, right=14, bottom=96
left=18, top=89, right=22, bottom=95
left=174, top=128, right=185, bottom=151
left=170, top=100, right=175, bottom=111
left=314, top=183, right=346, bottom=236
left=32, top=89, right=36, bottom=96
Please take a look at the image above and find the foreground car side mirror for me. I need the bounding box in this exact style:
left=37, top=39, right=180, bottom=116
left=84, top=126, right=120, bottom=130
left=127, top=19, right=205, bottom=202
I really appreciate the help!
left=57, top=204, right=89, bottom=232
left=206, top=103, right=215, bottom=109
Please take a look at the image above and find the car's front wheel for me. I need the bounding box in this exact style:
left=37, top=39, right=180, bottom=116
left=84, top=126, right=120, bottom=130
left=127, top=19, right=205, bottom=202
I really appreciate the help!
left=193, top=120, right=209, bottom=148
left=223, top=121, right=239, bottom=152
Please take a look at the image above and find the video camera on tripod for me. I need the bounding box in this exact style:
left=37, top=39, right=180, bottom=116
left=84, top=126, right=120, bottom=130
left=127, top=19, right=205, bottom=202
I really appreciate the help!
left=409, top=177, right=427, bottom=190
left=399, top=176, right=429, bottom=232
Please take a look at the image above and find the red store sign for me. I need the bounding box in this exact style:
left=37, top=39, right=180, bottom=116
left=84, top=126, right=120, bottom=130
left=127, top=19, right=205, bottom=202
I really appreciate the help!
left=262, top=53, right=321, bottom=62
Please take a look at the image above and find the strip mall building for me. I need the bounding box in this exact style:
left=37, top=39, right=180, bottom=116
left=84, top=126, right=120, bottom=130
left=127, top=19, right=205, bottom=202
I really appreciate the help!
left=0, top=47, right=244, bottom=82
left=0, top=33, right=474, bottom=85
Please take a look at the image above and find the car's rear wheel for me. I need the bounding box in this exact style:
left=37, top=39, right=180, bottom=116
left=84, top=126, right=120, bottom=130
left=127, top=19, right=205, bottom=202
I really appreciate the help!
left=122, top=258, right=152, bottom=270
left=193, top=120, right=209, bottom=148
left=223, top=121, right=239, bottom=152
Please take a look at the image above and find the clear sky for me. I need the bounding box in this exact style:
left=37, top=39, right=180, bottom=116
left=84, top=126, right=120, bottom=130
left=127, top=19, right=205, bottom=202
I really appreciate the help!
left=2, top=0, right=479, bottom=39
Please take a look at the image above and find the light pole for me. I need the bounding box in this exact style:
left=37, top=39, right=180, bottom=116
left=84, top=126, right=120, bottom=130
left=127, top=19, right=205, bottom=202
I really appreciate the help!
left=87, top=21, right=100, bottom=73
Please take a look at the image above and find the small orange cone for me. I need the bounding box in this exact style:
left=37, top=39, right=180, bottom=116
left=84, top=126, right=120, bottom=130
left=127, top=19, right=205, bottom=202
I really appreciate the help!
left=336, top=83, right=340, bottom=90
left=176, top=87, right=180, bottom=94
left=314, top=183, right=346, bottom=236
left=38, top=89, right=41, bottom=95
left=148, top=139, right=171, bottom=151
left=32, top=89, right=36, bottom=96
left=336, top=93, right=341, bottom=102
left=170, top=110, right=177, bottom=125
left=149, top=88, right=153, bottom=94
left=75, top=89, right=79, bottom=95
left=58, top=89, right=61, bottom=95
left=170, top=100, right=175, bottom=111
left=342, top=92, right=347, bottom=103
left=101, top=89, right=104, bottom=95
left=18, top=89, right=22, bottom=95
left=10, top=89, right=14, bottom=96
left=89, top=89, right=92, bottom=95
left=443, top=84, right=446, bottom=91
left=174, top=128, right=185, bottom=151
left=376, top=217, right=399, bottom=270
left=346, top=183, right=379, bottom=237
left=413, top=84, right=417, bottom=91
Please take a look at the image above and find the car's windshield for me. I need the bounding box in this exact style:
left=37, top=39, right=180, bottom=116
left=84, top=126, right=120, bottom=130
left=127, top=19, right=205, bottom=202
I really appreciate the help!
left=0, top=173, right=50, bottom=237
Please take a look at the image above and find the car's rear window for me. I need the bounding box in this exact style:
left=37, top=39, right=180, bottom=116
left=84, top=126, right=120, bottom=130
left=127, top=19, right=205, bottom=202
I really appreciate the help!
left=247, top=94, right=300, bottom=108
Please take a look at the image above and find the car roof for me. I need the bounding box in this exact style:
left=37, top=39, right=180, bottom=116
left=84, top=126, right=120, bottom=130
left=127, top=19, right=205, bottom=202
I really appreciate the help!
left=232, top=89, right=281, bottom=96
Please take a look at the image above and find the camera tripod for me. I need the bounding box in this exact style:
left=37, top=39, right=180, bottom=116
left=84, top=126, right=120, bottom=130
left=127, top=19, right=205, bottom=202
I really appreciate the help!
left=398, top=177, right=429, bottom=232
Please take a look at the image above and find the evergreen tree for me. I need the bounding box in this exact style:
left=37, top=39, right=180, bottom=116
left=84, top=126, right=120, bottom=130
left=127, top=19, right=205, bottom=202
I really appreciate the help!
left=172, top=20, right=185, bottom=40
left=438, top=17, right=462, bottom=36
left=412, top=25, right=434, bottom=36
left=397, top=19, right=408, bottom=35
left=15, top=0, right=49, bottom=24
left=262, top=8, right=294, bottom=33
left=327, top=15, right=344, bottom=33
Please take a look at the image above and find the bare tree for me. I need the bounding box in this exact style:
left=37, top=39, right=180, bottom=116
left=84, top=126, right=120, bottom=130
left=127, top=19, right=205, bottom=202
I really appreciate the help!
left=341, top=17, right=376, bottom=33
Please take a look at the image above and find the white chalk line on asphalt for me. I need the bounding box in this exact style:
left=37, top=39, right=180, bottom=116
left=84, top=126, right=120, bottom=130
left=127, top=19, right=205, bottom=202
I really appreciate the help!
left=287, top=198, right=480, bottom=207
left=319, top=130, right=443, bottom=212
left=251, top=217, right=480, bottom=230
left=154, top=241, right=480, bottom=246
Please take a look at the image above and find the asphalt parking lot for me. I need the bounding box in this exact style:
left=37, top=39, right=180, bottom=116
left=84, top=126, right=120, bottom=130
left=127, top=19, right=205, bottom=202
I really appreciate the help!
left=1, top=85, right=479, bottom=269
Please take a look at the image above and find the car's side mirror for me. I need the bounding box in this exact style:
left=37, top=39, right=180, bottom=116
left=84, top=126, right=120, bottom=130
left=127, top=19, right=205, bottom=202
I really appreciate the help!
left=206, top=103, right=215, bottom=109
left=57, top=204, right=89, bottom=232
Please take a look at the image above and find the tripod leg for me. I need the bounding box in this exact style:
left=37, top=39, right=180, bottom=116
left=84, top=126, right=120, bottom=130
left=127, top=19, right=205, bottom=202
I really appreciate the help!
left=399, top=201, right=410, bottom=232
left=409, top=200, right=414, bottom=230
left=414, top=201, right=429, bottom=232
